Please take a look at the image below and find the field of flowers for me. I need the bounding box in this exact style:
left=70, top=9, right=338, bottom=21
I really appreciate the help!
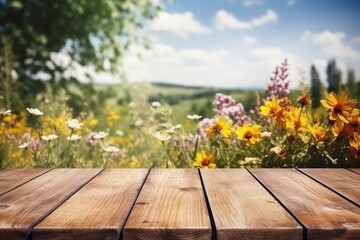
left=1, top=59, right=360, bottom=168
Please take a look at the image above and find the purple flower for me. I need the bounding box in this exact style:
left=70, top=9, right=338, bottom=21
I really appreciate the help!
left=266, top=58, right=290, bottom=100
left=213, top=93, right=251, bottom=127
left=86, top=132, right=100, bottom=148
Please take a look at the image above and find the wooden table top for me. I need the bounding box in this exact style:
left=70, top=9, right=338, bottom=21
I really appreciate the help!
left=0, top=168, right=359, bottom=240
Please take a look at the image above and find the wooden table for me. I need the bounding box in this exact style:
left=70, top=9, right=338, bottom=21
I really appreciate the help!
left=0, top=168, right=359, bottom=240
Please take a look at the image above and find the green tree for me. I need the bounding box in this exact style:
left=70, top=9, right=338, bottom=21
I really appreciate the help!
left=346, top=68, right=357, bottom=99
left=326, top=59, right=342, bottom=94
left=310, top=65, right=322, bottom=109
left=0, top=0, right=162, bottom=110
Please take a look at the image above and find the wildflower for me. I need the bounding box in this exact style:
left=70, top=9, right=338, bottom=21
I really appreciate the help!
left=320, top=91, right=357, bottom=123
left=166, top=124, right=182, bottom=134
left=110, top=148, right=128, bottom=159
left=41, top=134, right=59, bottom=141
left=285, top=107, right=309, bottom=135
left=270, top=146, right=286, bottom=160
left=86, top=133, right=99, bottom=147
left=93, top=131, right=108, bottom=139
left=350, top=132, right=360, bottom=159
left=153, top=131, right=172, bottom=142
left=66, top=119, right=83, bottom=129
left=260, top=131, right=272, bottom=138
left=0, top=109, right=11, bottom=116
left=205, top=116, right=233, bottom=139
left=67, top=134, right=82, bottom=141
left=331, top=120, right=344, bottom=138
left=187, top=114, right=202, bottom=120
left=297, top=95, right=311, bottom=107
left=26, top=108, right=43, bottom=116
left=19, top=142, right=30, bottom=149
left=235, top=124, right=262, bottom=145
left=134, top=119, right=143, bottom=127
left=193, top=151, right=216, bottom=168
left=151, top=101, right=161, bottom=108
left=344, top=109, right=360, bottom=135
left=260, top=97, right=282, bottom=119
left=103, top=146, right=121, bottom=153
left=115, top=130, right=124, bottom=136
left=309, top=125, right=327, bottom=142
left=214, top=93, right=250, bottom=126
left=266, top=59, right=290, bottom=99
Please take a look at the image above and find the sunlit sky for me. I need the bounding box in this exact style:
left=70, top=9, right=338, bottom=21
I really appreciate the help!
left=75, top=0, right=360, bottom=89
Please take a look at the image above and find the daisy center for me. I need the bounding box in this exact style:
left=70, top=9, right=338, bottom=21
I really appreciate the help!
left=214, top=124, right=222, bottom=133
left=334, top=103, right=344, bottom=114
left=244, top=131, right=253, bottom=139
left=202, top=158, right=210, bottom=166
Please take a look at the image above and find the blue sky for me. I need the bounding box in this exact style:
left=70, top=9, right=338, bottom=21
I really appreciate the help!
left=112, top=0, right=360, bottom=88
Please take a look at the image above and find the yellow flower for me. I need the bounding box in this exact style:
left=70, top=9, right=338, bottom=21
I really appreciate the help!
left=285, top=107, right=309, bottom=135
left=331, top=119, right=344, bottom=138
left=235, top=123, right=262, bottom=145
left=205, top=116, right=233, bottom=139
left=193, top=151, right=216, bottom=168
left=350, top=132, right=360, bottom=159
left=320, top=91, right=357, bottom=123
left=260, top=97, right=287, bottom=124
left=309, top=124, right=327, bottom=142
left=344, top=109, right=360, bottom=135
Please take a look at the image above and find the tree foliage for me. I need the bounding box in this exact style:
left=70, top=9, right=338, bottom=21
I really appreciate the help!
left=0, top=0, right=162, bottom=111
left=310, top=65, right=322, bottom=109
left=346, top=68, right=357, bottom=99
left=0, top=0, right=162, bottom=77
left=326, top=59, right=342, bottom=94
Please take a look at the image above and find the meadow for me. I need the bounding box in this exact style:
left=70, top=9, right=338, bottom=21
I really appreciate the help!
left=1, top=60, right=360, bottom=169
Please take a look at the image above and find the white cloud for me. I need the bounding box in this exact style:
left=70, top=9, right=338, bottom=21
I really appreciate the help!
left=250, top=47, right=306, bottom=88
left=123, top=43, right=244, bottom=87
left=252, top=9, right=278, bottom=26
left=243, top=0, right=264, bottom=7
left=351, top=36, right=360, bottom=43
left=243, top=35, right=257, bottom=45
left=213, top=9, right=278, bottom=30
left=150, top=11, right=212, bottom=38
left=301, top=30, right=311, bottom=42
left=302, top=30, right=360, bottom=60
left=287, top=0, right=296, bottom=6
left=214, top=10, right=251, bottom=30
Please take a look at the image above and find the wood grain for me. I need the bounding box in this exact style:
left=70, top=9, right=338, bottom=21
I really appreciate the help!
left=250, top=168, right=360, bottom=240
left=299, top=168, right=360, bottom=206
left=0, top=168, right=101, bottom=240
left=33, top=169, right=149, bottom=240
left=0, top=168, right=51, bottom=196
left=201, top=169, right=302, bottom=240
left=123, top=169, right=211, bottom=240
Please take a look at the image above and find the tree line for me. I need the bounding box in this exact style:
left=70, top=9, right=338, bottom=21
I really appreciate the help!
left=310, top=59, right=359, bottom=109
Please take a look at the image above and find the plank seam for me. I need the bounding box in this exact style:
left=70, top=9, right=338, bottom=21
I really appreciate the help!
left=28, top=168, right=106, bottom=240
left=198, top=169, right=217, bottom=240
left=346, top=168, right=360, bottom=175
left=0, top=168, right=54, bottom=197
left=296, top=168, right=359, bottom=208
left=119, top=168, right=151, bottom=240
left=246, top=168, right=307, bottom=240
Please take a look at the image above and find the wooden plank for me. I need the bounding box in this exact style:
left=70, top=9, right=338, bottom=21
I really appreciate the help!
left=123, top=169, right=211, bottom=240
left=0, top=168, right=52, bottom=196
left=33, top=169, right=149, bottom=240
left=348, top=168, right=360, bottom=175
left=250, top=169, right=360, bottom=240
left=201, top=169, right=302, bottom=240
left=299, top=168, right=360, bottom=206
left=0, top=168, right=101, bottom=240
